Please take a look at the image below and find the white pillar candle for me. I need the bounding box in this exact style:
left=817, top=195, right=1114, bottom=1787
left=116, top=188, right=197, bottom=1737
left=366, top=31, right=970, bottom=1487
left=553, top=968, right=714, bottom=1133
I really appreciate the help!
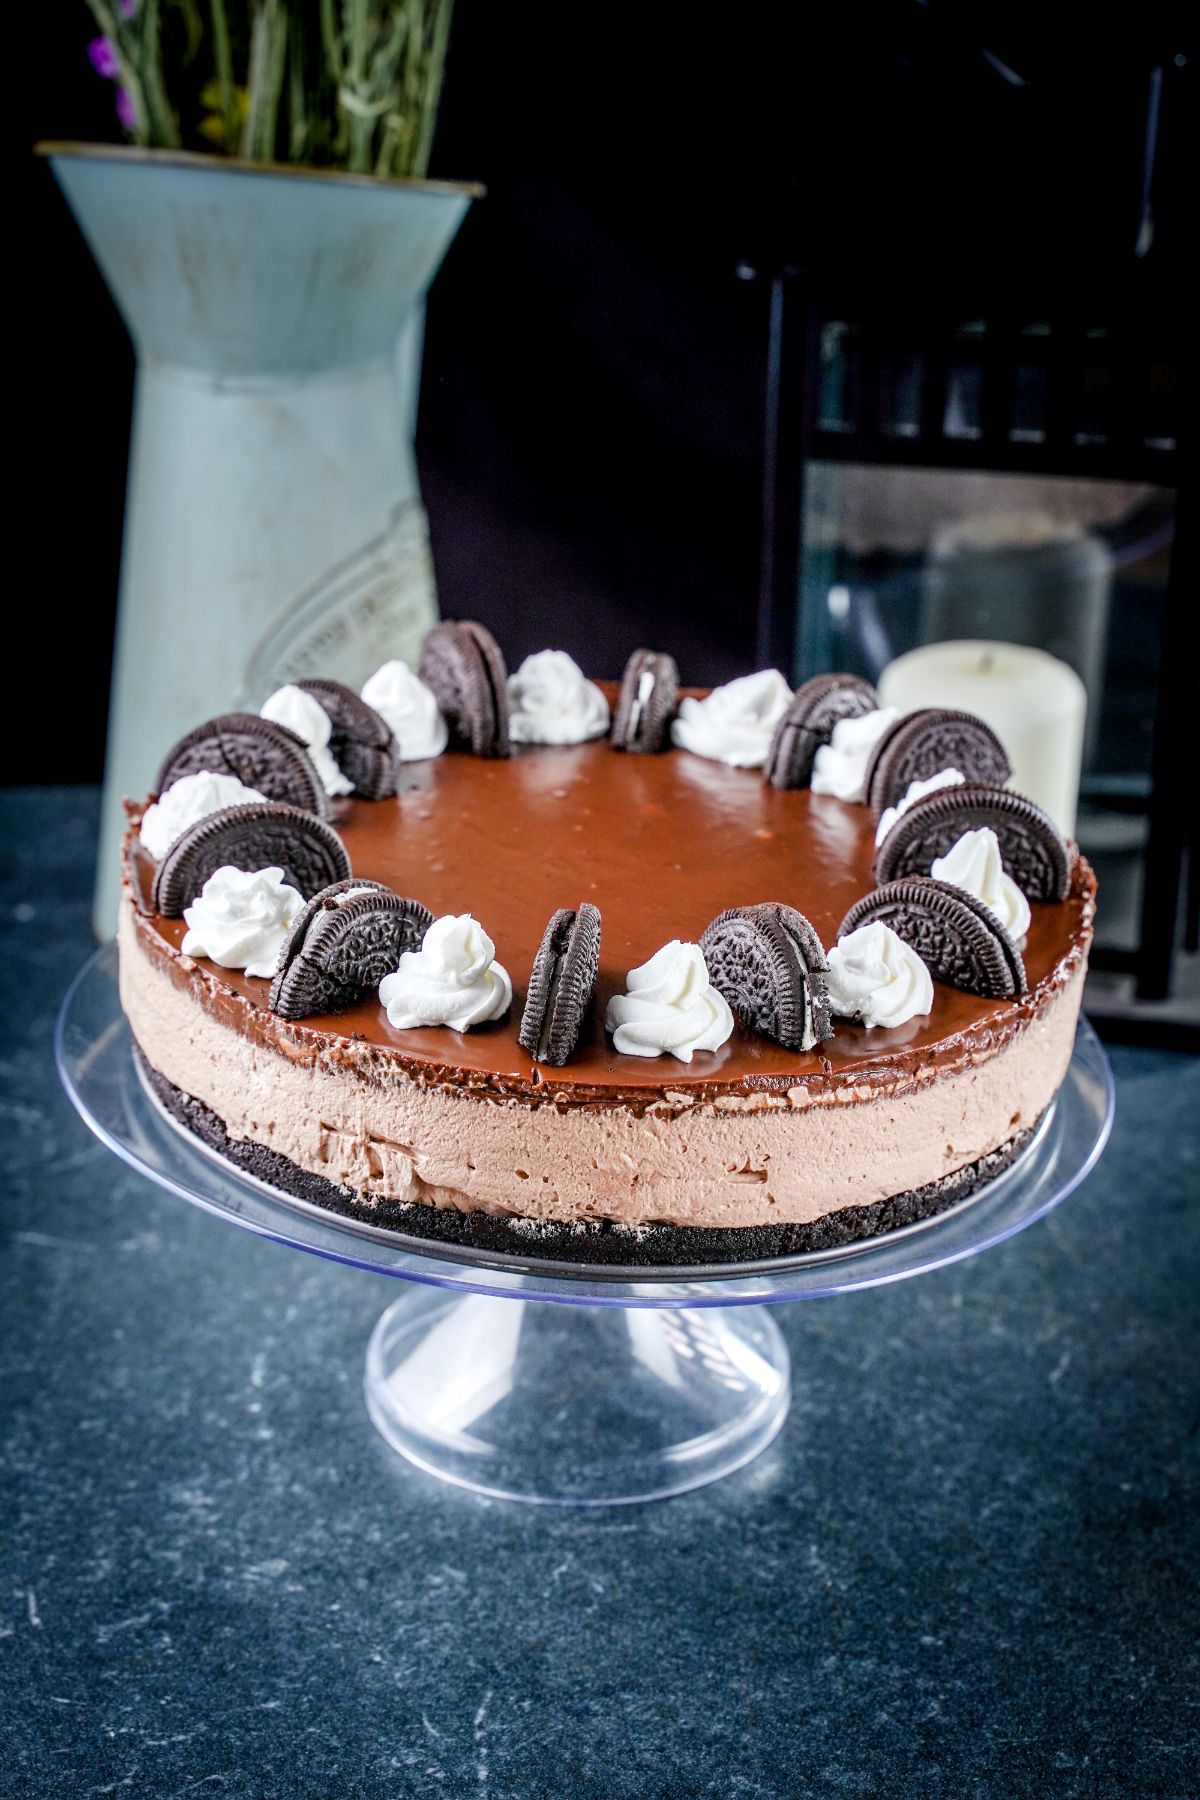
left=877, top=640, right=1087, bottom=837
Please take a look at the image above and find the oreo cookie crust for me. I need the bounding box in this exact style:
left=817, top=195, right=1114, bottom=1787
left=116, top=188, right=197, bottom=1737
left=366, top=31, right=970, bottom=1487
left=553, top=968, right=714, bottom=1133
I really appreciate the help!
left=518, top=903, right=602, bottom=1065
left=700, top=903, right=833, bottom=1050
left=874, top=782, right=1071, bottom=900
left=864, top=709, right=1012, bottom=817
left=155, top=713, right=328, bottom=816
left=611, top=650, right=679, bottom=753
left=418, top=621, right=510, bottom=757
left=296, top=679, right=401, bottom=800
left=765, top=674, right=879, bottom=790
left=839, top=876, right=1027, bottom=998
left=138, top=1049, right=1041, bottom=1270
left=269, top=882, right=434, bottom=1020
left=152, top=802, right=352, bottom=917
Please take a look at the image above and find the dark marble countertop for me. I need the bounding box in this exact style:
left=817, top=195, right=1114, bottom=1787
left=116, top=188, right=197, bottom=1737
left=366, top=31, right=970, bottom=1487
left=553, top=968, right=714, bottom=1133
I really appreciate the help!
left=3, top=789, right=1197, bottom=1800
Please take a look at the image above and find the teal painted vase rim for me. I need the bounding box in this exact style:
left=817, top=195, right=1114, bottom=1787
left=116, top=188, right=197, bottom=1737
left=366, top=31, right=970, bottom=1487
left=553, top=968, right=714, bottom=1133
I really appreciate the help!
left=35, top=141, right=485, bottom=202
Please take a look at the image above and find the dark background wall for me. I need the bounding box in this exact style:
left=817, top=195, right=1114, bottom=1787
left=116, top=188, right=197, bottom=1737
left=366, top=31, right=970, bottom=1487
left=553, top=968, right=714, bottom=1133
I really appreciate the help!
left=17, top=2, right=1185, bottom=783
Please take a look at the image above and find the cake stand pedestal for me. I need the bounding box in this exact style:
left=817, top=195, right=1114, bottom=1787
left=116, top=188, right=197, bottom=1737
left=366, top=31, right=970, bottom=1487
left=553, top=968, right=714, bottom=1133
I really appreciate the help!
left=57, top=947, right=1113, bottom=1507
left=364, top=1289, right=789, bottom=1503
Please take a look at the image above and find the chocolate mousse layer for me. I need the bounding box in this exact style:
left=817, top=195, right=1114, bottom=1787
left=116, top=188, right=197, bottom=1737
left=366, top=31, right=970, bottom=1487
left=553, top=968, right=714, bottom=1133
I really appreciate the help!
left=137, top=1049, right=1040, bottom=1271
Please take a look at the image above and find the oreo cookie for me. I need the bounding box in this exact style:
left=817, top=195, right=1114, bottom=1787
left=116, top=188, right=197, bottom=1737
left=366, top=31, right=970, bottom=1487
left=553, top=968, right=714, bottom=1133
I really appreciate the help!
left=611, top=650, right=679, bottom=753
left=270, top=877, right=390, bottom=990
left=152, top=802, right=352, bottom=917
left=518, top=903, right=602, bottom=1065
left=269, top=880, right=434, bottom=1019
left=155, top=713, right=327, bottom=816
left=296, top=679, right=401, bottom=799
left=765, top=674, right=879, bottom=789
left=700, top=903, right=833, bottom=1050
left=874, top=783, right=1070, bottom=900
left=864, top=709, right=1011, bottom=817
left=839, top=876, right=1027, bottom=998
left=418, top=621, right=510, bottom=757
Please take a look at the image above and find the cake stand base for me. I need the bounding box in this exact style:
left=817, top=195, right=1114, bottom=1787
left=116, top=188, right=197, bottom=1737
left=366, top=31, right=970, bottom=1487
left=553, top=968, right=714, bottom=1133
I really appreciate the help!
left=364, top=1288, right=790, bottom=1504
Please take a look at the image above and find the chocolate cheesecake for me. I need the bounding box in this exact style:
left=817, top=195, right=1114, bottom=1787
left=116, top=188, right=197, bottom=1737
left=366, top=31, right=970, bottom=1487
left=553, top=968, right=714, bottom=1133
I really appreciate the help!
left=118, top=667, right=1095, bottom=1269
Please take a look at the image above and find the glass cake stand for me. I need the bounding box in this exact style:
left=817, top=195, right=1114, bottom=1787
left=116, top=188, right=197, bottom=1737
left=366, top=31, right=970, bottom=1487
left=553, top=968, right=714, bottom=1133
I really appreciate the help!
left=57, top=945, right=1114, bottom=1506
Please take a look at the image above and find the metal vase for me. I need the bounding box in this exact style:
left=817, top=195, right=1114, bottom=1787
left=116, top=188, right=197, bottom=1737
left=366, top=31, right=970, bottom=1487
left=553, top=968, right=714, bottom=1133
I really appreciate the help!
left=43, top=145, right=479, bottom=935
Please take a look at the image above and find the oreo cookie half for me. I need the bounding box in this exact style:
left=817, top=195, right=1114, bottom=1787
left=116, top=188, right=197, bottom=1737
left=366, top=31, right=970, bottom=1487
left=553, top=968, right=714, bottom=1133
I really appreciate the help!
left=518, top=903, right=602, bottom=1065
left=296, top=679, right=401, bottom=799
left=152, top=803, right=352, bottom=917
left=700, top=903, right=833, bottom=1050
left=874, top=783, right=1070, bottom=900
left=155, top=713, right=327, bottom=816
left=838, top=876, right=1027, bottom=998
left=270, top=877, right=391, bottom=993
left=269, top=881, right=434, bottom=1019
left=611, top=650, right=679, bottom=753
left=418, top=621, right=510, bottom=757
left=765, top=674, right=879, bottom=789
left=864, top=709, right=1011, bottom=817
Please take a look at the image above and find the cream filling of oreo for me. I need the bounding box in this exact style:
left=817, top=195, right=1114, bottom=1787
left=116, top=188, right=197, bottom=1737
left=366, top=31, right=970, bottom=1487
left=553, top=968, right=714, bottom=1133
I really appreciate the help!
left=626, top=668, right=656, bottom=744
left=536, top=948, right=567, bottom=1062
left=781, top=924, right=818, bottom=1052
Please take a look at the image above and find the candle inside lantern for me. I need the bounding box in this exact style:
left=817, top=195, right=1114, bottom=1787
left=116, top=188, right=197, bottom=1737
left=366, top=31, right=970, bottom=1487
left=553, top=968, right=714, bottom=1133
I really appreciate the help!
left=877, top=640, right=1087, bottom=837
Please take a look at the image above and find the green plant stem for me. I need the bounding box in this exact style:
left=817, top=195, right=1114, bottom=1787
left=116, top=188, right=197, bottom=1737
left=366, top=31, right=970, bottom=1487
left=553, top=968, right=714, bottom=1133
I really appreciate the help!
left=344, top=0, right=373, bottom=172
left=287, top=14, right=309, bottom=162
left=240, top=0, right=288, bottom=161
left=209, top=0, right=236, bottom=148
left=410, top=0, right=453, bottom=177
left=139, top=0, right=183, bottom=147
left=84, top=0, right=455, bottom=176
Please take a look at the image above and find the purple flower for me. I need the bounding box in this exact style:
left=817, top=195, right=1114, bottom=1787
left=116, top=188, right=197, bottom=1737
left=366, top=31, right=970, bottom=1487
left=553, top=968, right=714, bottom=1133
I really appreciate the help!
left=115, top=87, right=137, bottom=131
left=87, top=36, right=120, bottom=79
left=120, top=0, right=137, bottom=13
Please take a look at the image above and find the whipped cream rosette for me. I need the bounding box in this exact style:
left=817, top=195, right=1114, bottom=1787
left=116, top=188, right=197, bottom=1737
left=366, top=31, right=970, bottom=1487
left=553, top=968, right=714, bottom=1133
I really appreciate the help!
left=261, top=685, right=352, bottom=797
left=811, top=708, right=899, bottom=803
left=931, top=827, right=1032, bottom=942
left=606, top=941, right=734, bottom=1061
left=875, top=768, right=966, bottom=846
left=671, top=670, right=792, bottom=769
left=361, top=660, right=448, bottom=762
left=825, top=921, right=934, bottom=1029
left=181, top=865, right=304, bottom=978
left=507, top=650, right=610, bottom=746
left=140, top=771, right=269, bottom=860
left=379, top=914, right=512, bottom=1030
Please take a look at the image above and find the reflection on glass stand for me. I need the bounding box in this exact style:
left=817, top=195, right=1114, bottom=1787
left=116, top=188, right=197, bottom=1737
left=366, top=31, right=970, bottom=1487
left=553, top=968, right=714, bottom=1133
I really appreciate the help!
left=58, top=947, right=1114, bottom=1507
